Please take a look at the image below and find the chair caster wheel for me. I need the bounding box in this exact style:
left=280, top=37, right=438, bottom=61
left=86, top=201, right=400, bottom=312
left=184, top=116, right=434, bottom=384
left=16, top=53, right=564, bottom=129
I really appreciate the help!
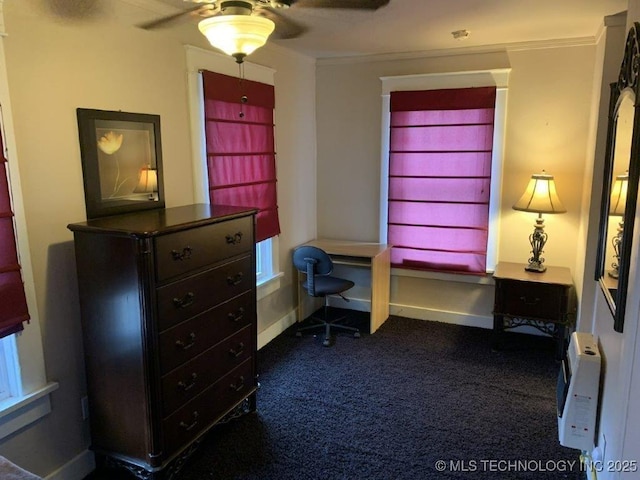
left=323, top=339, right=331, bottom=347
left=354, top=332, right=361, bottom=338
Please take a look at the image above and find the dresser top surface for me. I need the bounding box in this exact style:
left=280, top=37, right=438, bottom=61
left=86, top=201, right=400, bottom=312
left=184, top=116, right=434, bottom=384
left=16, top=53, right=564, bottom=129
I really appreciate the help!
left=493, top=261, right=573, bottom=286
left=67, top=204, right=256, bottom=237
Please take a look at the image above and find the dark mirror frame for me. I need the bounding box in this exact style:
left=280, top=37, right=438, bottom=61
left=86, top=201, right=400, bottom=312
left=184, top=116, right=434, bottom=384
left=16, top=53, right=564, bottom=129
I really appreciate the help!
left=596, top=22, right=640, bottom=333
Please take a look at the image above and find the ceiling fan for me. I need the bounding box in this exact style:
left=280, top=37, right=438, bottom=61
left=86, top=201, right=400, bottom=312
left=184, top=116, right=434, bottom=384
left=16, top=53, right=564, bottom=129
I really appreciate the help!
left=139, top=0, right=390, bottom=63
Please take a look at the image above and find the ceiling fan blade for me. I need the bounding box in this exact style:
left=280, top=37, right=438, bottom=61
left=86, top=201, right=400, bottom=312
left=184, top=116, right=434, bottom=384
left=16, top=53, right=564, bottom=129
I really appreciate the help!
left=42, top=0, right=104, bottom=20
left=260, top=8, right=308, bottom=39
left=137, top=5, right=210, bottom=30
left=289, top=0, right=389, bottom=9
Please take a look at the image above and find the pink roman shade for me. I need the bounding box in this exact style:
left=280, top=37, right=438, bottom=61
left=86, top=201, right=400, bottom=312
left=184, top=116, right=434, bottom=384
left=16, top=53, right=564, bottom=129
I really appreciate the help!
left=0, top=123, right=30, bottom=338
left=388, top=87, right=496, bottom=274
left=202, top=70, right=280, bottom=242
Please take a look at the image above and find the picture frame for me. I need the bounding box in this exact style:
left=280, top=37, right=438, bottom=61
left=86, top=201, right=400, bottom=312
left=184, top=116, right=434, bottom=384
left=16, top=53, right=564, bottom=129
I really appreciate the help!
left=76, top=108, right=165, bottom=219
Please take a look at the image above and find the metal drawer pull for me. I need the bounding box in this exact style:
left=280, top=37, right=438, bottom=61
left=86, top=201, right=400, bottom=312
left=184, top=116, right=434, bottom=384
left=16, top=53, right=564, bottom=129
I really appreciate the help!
left=179, top=411, right=199, bottom=431
left=228, top=342, right=245, bottom=358
left=173, top=292, right=195, bottom=309
left=519, top=296, right=541, bottom=306
left=171, top=246, right=193, bottom=261
left=227, top=307, right=245, bottom=323
left=225, top=232, right=243, bottom=245
left=177, top=372, right=198, bottom=392
left=175, top=332, right=196, bottom=350
left=227, top=272, right=244, bottom=286
left=230, top=376, right=245, bottom=392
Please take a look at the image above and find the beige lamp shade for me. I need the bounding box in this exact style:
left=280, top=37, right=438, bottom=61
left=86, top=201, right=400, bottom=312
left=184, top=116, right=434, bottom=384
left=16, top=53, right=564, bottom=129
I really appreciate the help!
left=198, top=15, right=275, bottom=62
left=512, top=172, right=566, bottom=214
left=133, top=165, right=158, bottom=194
left=609, top=172, right=629, bottom=216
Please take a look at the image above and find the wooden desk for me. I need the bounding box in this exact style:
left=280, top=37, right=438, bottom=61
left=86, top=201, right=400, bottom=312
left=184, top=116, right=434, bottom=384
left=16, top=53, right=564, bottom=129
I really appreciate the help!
left=297, top=239, right=391, bottom=334
left=492, top=262, right=577, bottom=360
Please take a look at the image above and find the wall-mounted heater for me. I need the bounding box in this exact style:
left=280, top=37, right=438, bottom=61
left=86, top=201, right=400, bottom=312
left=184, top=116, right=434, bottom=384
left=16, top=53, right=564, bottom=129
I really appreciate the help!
left=557, top=332, right=601, bottom=451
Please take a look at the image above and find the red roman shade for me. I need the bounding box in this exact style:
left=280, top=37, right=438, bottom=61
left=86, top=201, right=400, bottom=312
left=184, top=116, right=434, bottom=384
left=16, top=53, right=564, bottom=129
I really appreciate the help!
left=388, top=87, right=496, bottom=274
left=202, top=70, right=280, bottom=242
left=0, top=121, right=30, bottom=338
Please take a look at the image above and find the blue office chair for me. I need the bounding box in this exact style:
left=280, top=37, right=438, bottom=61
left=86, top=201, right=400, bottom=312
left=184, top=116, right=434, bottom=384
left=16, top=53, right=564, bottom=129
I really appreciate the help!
left=293, top=245, right=361, bottom=346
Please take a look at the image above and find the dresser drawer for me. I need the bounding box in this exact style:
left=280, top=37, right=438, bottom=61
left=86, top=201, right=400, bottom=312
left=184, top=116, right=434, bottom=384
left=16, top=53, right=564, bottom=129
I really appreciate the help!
left=158, top=292, right=254, bottom=374
left=155, top=216, right=253, bottom=283
left=495, top=280, right=566, bottom=321
left=162, top=359, right=255, bottom=456
left=156, top=255, right=253, bottom=331
left=161, top=326, right=253, bottom=415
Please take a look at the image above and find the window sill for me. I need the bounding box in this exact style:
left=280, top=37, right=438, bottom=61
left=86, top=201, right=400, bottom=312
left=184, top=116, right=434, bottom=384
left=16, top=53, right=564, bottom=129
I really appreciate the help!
left=0, top=382, right=59, bottom=440
left=391, top=267, right=495, bottom=285
left=257, top=271, right=284, bottom=301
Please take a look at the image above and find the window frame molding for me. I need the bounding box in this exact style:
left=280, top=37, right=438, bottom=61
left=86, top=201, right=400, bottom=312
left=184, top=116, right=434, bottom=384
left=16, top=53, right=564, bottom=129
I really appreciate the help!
left=0, top=27, right=59, bottom=437
left=185, top=45, right=283, bottom=297
left=380, top=69, right=510, bottom=275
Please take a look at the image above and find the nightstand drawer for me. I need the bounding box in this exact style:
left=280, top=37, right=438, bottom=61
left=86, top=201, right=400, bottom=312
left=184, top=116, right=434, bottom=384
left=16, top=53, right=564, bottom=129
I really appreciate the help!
left=158, top=292, right=254, bottom=374
left=156, top=255, right=253, bottom=331
left=161, top=325, right=253, bottom=415
left=155, top=216, right=253, bottom=283
left=495, top=280, right=565, bottom=321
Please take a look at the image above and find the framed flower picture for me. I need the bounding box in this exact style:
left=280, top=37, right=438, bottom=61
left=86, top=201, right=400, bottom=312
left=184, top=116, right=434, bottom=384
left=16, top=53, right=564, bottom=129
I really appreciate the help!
left=76, top=108, right=165, bottom=219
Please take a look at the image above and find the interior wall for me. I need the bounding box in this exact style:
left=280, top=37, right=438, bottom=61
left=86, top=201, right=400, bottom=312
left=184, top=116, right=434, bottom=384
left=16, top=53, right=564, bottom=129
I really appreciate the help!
left=0, top=0, right=316, bottom=477
left=589, top=1, right=640, bottom=476
left=315, top=44, right=597, bottom=321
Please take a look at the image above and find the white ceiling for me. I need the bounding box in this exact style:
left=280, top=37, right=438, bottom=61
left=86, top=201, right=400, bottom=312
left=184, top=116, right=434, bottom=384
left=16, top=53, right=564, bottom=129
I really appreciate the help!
left=152, top=0, right=628, bottom=59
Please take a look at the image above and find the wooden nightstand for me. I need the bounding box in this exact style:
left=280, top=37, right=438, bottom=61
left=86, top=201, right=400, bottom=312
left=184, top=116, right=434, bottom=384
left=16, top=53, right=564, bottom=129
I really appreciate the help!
left=492, top=262, right=577, bottom=360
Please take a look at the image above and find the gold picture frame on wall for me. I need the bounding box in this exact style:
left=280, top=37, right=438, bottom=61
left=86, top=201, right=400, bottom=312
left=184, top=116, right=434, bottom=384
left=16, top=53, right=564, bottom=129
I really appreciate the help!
left=76, top=108, right=165, bottom=219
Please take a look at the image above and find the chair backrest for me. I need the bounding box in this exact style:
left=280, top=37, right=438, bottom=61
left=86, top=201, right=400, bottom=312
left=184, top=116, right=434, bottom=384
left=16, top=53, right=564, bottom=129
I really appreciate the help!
left=292, top=246, right=333, bottom=296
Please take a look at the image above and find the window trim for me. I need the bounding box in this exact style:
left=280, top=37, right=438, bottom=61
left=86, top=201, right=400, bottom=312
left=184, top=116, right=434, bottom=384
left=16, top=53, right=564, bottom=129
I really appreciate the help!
left=380, top=69, right=510, bottom=274
left=256, top=236, right=283, bottom=300
left=0, top=32, right=59, bottom=435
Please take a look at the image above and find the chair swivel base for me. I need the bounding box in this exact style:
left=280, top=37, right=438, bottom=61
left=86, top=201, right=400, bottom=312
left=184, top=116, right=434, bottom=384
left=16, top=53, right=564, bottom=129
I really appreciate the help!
left=296, top=314, right=360, bottom=347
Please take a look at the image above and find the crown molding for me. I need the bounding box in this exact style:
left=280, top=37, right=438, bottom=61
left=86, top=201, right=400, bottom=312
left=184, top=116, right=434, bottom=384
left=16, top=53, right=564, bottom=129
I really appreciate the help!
left=316, top=36, right=599, bottom=66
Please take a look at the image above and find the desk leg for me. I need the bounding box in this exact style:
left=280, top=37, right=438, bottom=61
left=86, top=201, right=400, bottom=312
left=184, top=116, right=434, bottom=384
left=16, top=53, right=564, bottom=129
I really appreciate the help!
left=370, top=249, right=391, bottom=334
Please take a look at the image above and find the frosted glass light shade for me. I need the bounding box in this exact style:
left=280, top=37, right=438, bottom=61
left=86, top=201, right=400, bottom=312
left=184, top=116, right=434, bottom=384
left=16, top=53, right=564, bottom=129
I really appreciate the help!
left=198, top=15, right=275, bottom=61
left=512, top=172, right=566, bottom=214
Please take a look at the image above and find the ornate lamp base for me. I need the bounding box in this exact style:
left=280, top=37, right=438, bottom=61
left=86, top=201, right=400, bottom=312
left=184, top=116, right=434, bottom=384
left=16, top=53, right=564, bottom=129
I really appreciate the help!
left=525, top=213, right=548, bottom=273
left=525, top=260, right=547, bottom=273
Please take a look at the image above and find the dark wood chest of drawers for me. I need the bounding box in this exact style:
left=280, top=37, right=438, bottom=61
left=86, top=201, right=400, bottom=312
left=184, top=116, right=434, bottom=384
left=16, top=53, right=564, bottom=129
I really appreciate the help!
left=68, top=204, right=257, bottom=479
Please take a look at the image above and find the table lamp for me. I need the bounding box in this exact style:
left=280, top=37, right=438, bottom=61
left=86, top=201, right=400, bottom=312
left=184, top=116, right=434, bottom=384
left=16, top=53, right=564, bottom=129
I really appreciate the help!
left=608, top=172, right=628, bottom=278
left=512, top=171, right=566, bottom=273
left=133, top=164, right=158, bottom=200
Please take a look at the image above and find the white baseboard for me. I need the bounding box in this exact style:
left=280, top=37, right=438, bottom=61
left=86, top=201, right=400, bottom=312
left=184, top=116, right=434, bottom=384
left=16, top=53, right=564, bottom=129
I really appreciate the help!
left=390, top=303, right=494, bottom=330
left=44, top=449, right=94, bottom=480
left=257, top=309, right=297, bottom=350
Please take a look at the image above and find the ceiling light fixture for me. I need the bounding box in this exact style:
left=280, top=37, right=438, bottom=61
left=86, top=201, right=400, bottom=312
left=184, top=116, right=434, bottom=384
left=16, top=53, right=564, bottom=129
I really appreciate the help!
left=198, top=14, right=275, bottom=64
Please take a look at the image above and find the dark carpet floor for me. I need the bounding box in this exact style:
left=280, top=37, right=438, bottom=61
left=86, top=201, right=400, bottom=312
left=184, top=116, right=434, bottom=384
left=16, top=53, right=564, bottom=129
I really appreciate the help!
left=86, top=313, right=584, bottom=479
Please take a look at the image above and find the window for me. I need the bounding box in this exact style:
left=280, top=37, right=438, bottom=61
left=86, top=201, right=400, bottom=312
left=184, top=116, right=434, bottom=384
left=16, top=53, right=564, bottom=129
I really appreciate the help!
left=380, top=70, right=509, bottom=276
left=184, top=48, right=283, bottom=297
left=201, top=69, right=280, bottom=243
left=0, top=98, right=58, bottom=438
left=0, top=113, right=30, bottom=337
left=388, top=87, right=496, bottom=274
